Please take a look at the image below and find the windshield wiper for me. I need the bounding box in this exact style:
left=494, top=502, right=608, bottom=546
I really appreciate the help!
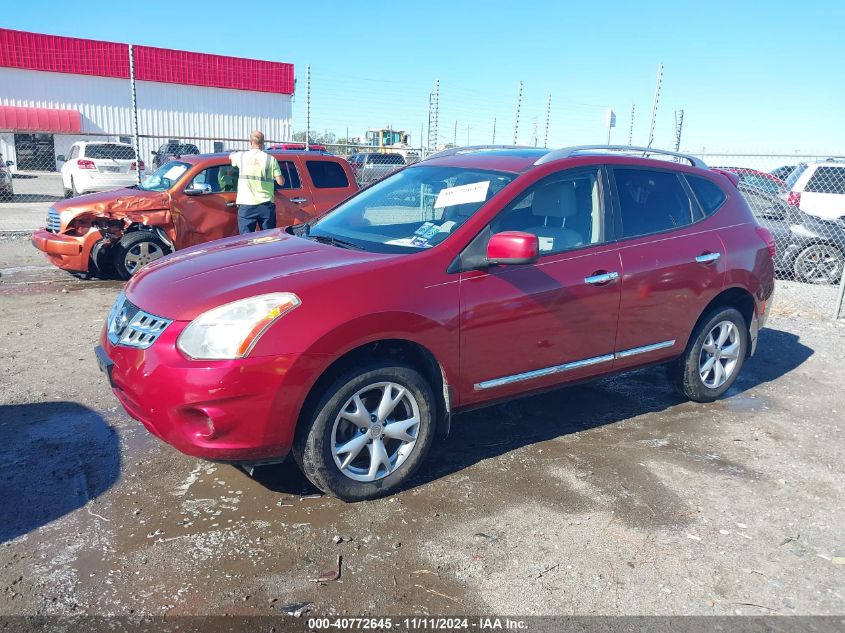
left=306, top=234, right=364, bottom=251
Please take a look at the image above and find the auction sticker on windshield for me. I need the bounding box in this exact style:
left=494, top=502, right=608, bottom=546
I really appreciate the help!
left=163, top=164, right=188, bottom=181
left=434, top=181, right=490, bottom=208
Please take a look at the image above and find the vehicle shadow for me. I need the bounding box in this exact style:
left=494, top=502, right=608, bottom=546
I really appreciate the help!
left=0, top=401, right=121, bottom=543
left=250, top=327, right=812, bottom=497
left=410, top=325, right=813, bottom=489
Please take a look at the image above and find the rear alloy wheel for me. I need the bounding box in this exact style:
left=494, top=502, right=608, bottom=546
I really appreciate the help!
left=671, top=307, right=747, bottom=403
left=294, top=363, right=436, bottom=501
left=113, top=231, right=170, bottom=279
left=793, top=244, right=844, bottom=285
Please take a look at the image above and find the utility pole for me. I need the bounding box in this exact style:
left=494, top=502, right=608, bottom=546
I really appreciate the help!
left=646, top=63, right=663, bottom=148
left=628, top=104, right=635, bottom=145
left=428, top=80, right=440, bottom=152
left=466, top=125, right=470, bottom=146
left=543, top=94, right=552, bottom=148
left=128, top=45, right=141, bottom=184
left=532, top=118, right=538, bottom=147
left=492, top=117, right=497, bottom=144
left=453, top=120, right=457, bottom=146
left=513, top=80, right=523, bottom=144
left=305, top=64, right=311, bottom=151
left=673, top=109, right=685, bottom=152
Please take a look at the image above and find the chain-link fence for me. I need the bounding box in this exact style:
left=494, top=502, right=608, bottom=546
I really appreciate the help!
left=693, top=154, right=845, bottom=319
left=1, top=29, right=843, bottom=318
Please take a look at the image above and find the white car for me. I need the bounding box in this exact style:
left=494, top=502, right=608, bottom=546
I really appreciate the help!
left=783, top=161, right=845, bottom=221
left=58, top=141, right=143, bottom=197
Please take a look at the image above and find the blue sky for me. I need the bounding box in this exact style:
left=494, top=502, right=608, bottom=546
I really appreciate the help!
left=5, top=0, right=844, bottom=154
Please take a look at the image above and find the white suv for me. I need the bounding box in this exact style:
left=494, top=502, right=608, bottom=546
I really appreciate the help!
left=783, top=160, right=845, bottom=221
left=58, top=141, right=143, bottom=197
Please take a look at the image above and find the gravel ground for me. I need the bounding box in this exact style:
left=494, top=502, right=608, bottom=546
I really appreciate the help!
left=1, top=235, right=844, bottom=619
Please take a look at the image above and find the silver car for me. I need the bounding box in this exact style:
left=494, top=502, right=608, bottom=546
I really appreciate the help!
left=348, top=152, right=406, bottom=185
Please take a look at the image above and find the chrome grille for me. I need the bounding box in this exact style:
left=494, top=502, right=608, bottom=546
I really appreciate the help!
left=107, top=292, right=171, bottom=349
left=46, top=208, right=61, bottom=233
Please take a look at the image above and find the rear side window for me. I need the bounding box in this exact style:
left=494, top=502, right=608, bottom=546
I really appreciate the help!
left=805, top=166, right=845, bottom=194
left=306, top=160, right=349, bottom=188
left=686, top=175, right=727, bottom=216
left=614, top=168, right=695, bottom=238
left=276, top=160, right=302, bottom=189
left=85, top=144, right=136, bottom=160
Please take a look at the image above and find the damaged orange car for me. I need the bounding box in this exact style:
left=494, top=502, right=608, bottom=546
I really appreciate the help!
left=31, top=151, right=358, bottom=278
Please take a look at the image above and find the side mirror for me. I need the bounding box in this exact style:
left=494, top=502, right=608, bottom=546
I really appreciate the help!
left=55, top=156, right=65, bottom=163
left=486, top=231, right=539, bottom=265
left=184, top=183, right=213, bottom=196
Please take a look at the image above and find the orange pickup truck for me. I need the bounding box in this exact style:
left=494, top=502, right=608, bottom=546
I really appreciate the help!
left=32, top=151, right=358, bottom=278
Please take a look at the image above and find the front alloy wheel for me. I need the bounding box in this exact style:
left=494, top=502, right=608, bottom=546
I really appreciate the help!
left=331, top=382, right=421, bottom=482
left=294, top=363, right=436, bottom=501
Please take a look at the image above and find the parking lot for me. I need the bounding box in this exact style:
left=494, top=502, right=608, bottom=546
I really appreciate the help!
left=1, top=234, right=843, bottom=618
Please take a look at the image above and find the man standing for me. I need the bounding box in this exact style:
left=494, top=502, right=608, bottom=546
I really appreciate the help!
left=230, top=131, right=284, bottom=234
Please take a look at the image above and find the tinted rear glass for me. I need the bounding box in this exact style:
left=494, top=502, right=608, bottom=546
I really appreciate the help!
left=687, top=175, right=727, bottom=216
left=306, top=161, right=349, bottom=188
left=368, top=154, right=404, bottom=165
left=805, top=166, right=845, bottom=194
left=277, top=160, right=302, bottom=189
left=85, top=144, right=136, bottom=160
left=614, top=168, right=695, bottom=238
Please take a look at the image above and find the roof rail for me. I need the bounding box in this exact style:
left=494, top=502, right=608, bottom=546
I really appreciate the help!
left=535, top=145, right=708, bottom=169
left=421, top=145, right=529, bottom=162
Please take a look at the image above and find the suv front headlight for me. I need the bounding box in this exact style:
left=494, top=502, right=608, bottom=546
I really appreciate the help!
left=177, top=293, right=301, bottom=360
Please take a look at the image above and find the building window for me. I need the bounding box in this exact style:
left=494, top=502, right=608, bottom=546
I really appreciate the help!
left=213, top=141, right=224, bottom=153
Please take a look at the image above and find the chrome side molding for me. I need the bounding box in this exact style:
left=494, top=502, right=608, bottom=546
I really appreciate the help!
left=474, top=340, right=676, bottom=390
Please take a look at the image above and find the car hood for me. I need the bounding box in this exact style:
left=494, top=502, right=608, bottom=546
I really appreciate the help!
left=125, top=230, right=393, bottom=321
left=52, top=187, right=171, bottom=219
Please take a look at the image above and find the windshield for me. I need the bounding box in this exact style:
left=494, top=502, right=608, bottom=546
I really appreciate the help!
left=86, top=144, right=136, bottom=160
left=308, top=165, right=515, bottom=253
left=139, top=161, right=190, bottom=192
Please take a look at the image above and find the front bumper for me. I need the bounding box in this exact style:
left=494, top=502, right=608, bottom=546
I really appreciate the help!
left=96, top=325, right=325, bottom=462
left=31, top=228, right=100, bottom=273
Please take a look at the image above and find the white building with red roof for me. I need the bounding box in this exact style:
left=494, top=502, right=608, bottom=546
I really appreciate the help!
left=0, top=28, right=295, bottom=171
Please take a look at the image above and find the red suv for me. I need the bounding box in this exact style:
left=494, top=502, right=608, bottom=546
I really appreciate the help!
left=96, top=145, right=775, bottom=501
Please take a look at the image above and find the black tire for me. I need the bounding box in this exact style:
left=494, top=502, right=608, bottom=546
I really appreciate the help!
left=63, top=184, right=73, bottom=198
left=71, top=177, right=82, bottom=197
left=792, top=243, right=844, bottom=285
left=293, top=362, right=436, bottom=501
left=670, top=307, right=748, bottom=403
left=112, top=231, right=170, bottom=280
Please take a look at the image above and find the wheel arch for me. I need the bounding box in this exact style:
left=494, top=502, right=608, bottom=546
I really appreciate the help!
left=687, top=286, right=756, bottom=358
left=296, top=338, right=452, bottom=441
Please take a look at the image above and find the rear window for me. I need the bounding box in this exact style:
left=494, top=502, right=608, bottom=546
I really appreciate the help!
left=614, top=168, right=695, bottom=238
left=306, top=160, right=349, bottom=188
left=805, top=166, right=845, bottom=194
left=368, top=154, right=405, bottom=165
left=785, top=164, right=808, bottom=190
left=687, top=175, right=727, bottom=216
left=85, top=144, right=136, bottom=160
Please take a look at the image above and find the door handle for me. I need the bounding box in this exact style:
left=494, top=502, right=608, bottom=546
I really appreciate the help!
left=290, top=197, right=307, bottom=204
left=695, top=252, right=721, bottom=264
left=226, top=201, right=236, bottom=207
left=584, top=271, right=619, bottom=286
